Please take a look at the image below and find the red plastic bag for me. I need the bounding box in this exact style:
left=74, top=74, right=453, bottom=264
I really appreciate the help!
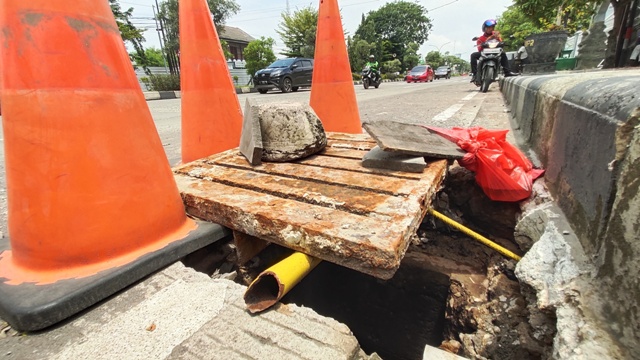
left=425, top=126, right=544, bottom=202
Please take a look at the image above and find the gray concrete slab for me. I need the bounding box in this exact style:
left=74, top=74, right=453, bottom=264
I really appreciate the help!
left=362, top=145, right=427, bottom=173
left=239, top=99, right=263, bottom=166
left=0, top=263, right=363, bottom=360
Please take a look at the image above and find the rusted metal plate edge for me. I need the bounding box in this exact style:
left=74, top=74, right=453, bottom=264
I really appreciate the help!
left=175, top=174, right=414, bottom=279
left=396, top=159, right=448, bottom=195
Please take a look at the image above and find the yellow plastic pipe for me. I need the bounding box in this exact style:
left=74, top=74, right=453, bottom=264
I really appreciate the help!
left=428, top=208, right=522, bottom=261
left=244, top=251, right=321, bottom=313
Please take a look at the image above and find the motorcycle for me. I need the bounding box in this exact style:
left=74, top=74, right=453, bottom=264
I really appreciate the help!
left=472, top=37, right=504, bottom=93
left=361, top=66, right=380, bottom=89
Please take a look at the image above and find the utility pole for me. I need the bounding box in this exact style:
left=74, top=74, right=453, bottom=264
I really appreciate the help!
left=286, top=0, right=290, bottom=14
left=152, top=4, right=169, bottom=74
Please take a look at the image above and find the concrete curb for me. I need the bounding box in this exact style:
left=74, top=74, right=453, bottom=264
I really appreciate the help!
left=143, top=91, right=180, bottom=101
left=144, top=87, right=258, bottom=100
left=501, top=69, right=640, bottom=357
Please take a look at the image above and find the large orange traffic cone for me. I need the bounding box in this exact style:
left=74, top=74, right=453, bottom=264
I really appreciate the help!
left=180, top=0, right=243, bottom=163
left=310, top=0, right=362, bottom=134
left=0, top=0, right=228, bottom=331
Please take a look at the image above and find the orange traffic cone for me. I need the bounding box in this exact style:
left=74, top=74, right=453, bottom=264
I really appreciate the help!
left=0, top=0, right=227, bottom=331
left=180, top=0, right=243, bottom=163
left=310, top=0, right=362, bottom=134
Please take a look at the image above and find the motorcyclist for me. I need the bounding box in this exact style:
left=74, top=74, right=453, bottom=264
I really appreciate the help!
left=365, top=55, right=380, bottom=82
left=470, top=19, right=518, bottom=83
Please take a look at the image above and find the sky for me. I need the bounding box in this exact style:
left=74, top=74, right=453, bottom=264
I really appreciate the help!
left=124, top=0, right=514, bottom=62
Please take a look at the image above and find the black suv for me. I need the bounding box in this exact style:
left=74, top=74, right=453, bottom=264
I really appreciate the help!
left=434, top=66, right=451, bottom=80
left=253, top=58, right=314, bottom=94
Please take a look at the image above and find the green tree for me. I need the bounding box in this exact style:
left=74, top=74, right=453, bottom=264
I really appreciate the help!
left=511, top=0, right=596, bottom=33
left=382, top=59, right=402, bottom=74
left=110, top=0, right=149, bottom=72
left=353, top=1, right=432, bottom=69
left=276, top=7, right=318, bottom=58
left=347, top=37, right=376, bottom=72
left=403, top=42, right=421, bottom=70
left=157, top=0, right=240, bottom=71
left=244, top=37, right=277, bottom=78
left=442, top=54, right=470, bottom=73
left=130, top=47, right=166, bottom=67
left=425, top=51, right=444, bottom=68
left=495, top=5, right=543, bottom=51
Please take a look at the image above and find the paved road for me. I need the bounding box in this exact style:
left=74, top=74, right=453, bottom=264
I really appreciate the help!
left=0, top=77, right=512, bottom=241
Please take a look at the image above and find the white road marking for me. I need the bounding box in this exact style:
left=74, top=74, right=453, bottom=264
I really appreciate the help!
left=432, top=91, right=481, bottom=123
left=462, top=92, right=478, bottom=101
left=432, top=103, right=464, bottom=123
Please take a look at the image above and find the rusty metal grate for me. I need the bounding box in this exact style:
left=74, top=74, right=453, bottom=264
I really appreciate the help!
left=173, top=132, right=447, bottom=279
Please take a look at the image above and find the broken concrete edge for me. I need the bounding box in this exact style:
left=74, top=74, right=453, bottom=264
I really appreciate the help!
left=513, top=178, right=628, bottom=359
left=502, top=69, right=640, bottom=357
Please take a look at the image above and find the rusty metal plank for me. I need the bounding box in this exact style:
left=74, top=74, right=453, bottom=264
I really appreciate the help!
left=175, top=174, right=433, bottom=279
left=176, top=163, right=416, bottom=217
left=319, top=147, right=369, bottom=160
left=295, top=155, right=424, bottom=180
left=326, top=132, right=378, bottom=143
left=326, top=139, right=375, bottom=151
left=205, top=153, right=423, bottom=196
left=363, top=120, right=465, bottom=159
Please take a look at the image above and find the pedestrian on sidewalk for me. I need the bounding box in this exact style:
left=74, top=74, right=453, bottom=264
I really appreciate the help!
left=515, top=42, right=529, bottom=73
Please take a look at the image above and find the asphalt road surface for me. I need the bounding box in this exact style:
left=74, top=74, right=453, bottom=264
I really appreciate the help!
left=0, top=76, right=514, bottom=241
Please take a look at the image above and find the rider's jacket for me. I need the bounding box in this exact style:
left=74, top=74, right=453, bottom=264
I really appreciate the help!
left=476, top=31, right=502, bottom=52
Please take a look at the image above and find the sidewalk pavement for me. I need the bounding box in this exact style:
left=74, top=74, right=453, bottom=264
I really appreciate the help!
left=0, top=261, right=465, bottom=360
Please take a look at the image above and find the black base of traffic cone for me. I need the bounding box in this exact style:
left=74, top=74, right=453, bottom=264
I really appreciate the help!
left=0, top=221, right=230, bottom=332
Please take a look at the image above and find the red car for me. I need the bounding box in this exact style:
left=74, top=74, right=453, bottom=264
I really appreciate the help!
left=406, top=65, right=434, bottom=83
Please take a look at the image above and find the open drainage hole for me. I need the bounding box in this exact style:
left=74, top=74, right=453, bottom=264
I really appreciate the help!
left=281, top=258, right=451, bottom=360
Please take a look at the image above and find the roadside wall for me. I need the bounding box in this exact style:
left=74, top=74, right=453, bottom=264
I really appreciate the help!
left=501, top=69, right=640, bottom=356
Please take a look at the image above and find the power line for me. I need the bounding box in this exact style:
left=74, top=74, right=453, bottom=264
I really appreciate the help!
left=120, top=1, right=152, bottom=8
left=233, top=0, right=378, bottom=17
left=427, top=0, right=459, bottom=12
left=230, top=0, right=381, bottom=24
